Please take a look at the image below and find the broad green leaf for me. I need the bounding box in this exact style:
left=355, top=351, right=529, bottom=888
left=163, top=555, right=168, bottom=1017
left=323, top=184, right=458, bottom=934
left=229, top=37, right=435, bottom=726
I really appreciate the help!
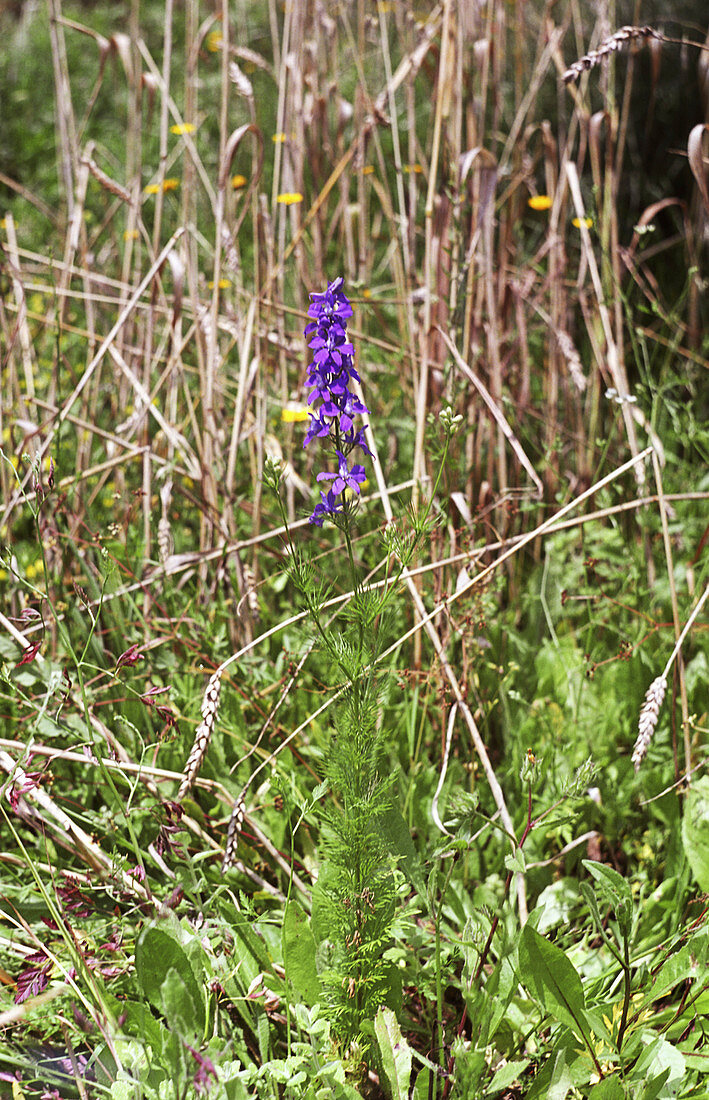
left=110, top=1083, right=139, bottom=1100
left=640, top=1068, right=671, bottom=1100
left=103, top=994, right=167, bottom=1051
left=634, top=1037, right=685, bottom=1098
left=257, top=1013, right=270, bottom=1063
left=588, top=1076, right=626, bottom=1099
left=92, top=1032, right=161, bottom=1091
left=582, top=861, right=632, bottom=908
left=160, top=966, right=199, bottom=1040
left=135, top=927, right=205, bottom=1034
left=681, top=776, right=709, bottom=892
left=412, top=1068, right=432, bottom=1100
left=282, top=904, right=321, bottom=1007
left=230, top=910, right=273, bottom=971
left=535, top=879, right=580, bottom=934
left=521, top=1031, right=598, bottom=1099
left=637, top=940, right=704, bottom=1011
left=374, top=1008, right=412, bottom=1100
left=583, top=860, right=633, bottom=932
left=485, top=1058, right=529, bottom=1095
left=580, top=881, right=604, bottom=932
left=504, top=849, right=526, bottom=875
left=449, top=1040, right=486, bottom=1095
left=546, top=1047, right=575, bottom=1100
left=518, top=923, right=592, bottom=1044
left=224, top=1074, right=255, bottom=1100
left=486, top=954, right=517, bottom=1040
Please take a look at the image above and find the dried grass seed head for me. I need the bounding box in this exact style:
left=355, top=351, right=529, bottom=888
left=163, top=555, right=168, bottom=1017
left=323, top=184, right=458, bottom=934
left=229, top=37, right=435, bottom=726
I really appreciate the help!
left=632, top=674, right=667, bottom=771
left=563, top=25, right=663, bottom=85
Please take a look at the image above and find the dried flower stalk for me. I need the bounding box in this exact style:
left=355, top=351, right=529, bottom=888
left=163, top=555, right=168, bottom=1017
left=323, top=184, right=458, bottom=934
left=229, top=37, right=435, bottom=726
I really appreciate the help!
left=632, top=675, right=667, bottom=771
left=222, top=791, right=246, bottom=872
left=632, top=584, right=708, bottom=771
left=177, top=670, right=222, bottom=800
left=563, top=26, right=662, bottom=85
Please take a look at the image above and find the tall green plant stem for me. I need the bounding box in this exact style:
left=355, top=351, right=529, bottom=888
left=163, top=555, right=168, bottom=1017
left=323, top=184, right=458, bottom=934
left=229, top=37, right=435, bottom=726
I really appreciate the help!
left=616, top=935, right=632, bottom=1054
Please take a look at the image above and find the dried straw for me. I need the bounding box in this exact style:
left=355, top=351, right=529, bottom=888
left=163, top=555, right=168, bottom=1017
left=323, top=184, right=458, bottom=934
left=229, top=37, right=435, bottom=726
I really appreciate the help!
left=221, top=790, right=247, bottom=872
left=632, top=584, right=709, bottom=772
left=563, top=26, right=662, bottom=85
left=632, top=675, right=667, bottom=771
left=177, top=670, right=222, bottom=800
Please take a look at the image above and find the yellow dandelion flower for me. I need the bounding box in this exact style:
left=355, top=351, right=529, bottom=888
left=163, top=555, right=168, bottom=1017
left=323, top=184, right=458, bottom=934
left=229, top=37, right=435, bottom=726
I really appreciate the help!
left=272, top=132, right=286, bottom=143
left=207, top=278, right=232, bottom=289
left=281, top=406, right=309, bottom=423
left=171, top=122, right=196, bottom=135
left=363, top=288, right=371, bottom=299
left=207, top=30, right=223, bottom=51
left=145, top=178, right=179, bottom=195
left=528, top=195, right=553, bottom=211
left=231, top=174, right=248, bottom=189
left=276, top=192, right=303, bottom=205
left=572, top=216, right=593, bottom=229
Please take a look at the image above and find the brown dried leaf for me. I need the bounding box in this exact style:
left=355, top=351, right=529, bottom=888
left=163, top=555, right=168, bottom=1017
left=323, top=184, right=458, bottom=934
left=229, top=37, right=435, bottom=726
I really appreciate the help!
left=687, top=124, right=709, bottom=214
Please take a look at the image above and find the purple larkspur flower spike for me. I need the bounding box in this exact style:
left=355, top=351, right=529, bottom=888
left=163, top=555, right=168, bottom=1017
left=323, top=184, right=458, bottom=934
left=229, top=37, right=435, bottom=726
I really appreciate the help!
left=304, top=278, right=371, bottom=526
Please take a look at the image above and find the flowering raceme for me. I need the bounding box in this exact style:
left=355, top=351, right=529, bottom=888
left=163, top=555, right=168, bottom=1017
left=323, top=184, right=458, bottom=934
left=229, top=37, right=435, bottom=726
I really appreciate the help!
left=303, top=278, right=371, bottom=526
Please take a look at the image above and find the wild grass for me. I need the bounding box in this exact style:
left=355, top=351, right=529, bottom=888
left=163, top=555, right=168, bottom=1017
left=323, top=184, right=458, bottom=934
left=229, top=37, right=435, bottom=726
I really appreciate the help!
left=0, top=0, right=708, bottom=1096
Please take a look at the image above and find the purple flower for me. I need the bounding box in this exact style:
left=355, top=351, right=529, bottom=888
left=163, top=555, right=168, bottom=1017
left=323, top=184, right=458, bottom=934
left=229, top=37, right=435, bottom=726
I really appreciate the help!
left=303, top=279, right=368, bottom=451
left=343, top=426, right=373, bottom=457
left=303, top=412, right=331, bottom=447
left=316, top=451, right=366, bottom=496
left=309, top=488, right=345, bottom=527
left=303, top=278, right=371, bottom=527
left=306, top=276, right=353, bottom=324
left=187, top=1046, right=218, bottom=1094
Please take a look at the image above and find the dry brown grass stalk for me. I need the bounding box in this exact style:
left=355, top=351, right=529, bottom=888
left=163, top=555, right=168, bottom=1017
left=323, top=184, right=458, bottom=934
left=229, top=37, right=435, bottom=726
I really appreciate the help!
left=221, top=790, right=246, bottom=872
left=0, top=749, right=150, bottom=902
left=632, top=675, right=667, bottom=771
left=563, top=26, right=663, bottom=85
left=632, top=584, right=709, bottom=773
left=177, top=669, right=222, bottom=801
